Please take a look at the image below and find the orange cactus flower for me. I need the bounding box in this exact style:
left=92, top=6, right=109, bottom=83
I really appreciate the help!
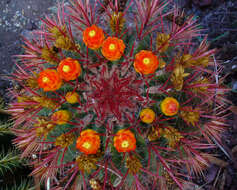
left=51, top=110, right=71, bottom=125
left=38, top=69, right=62, bottom=91
left=83, top=25, right=105, bottom=49
left=140, top=108, right=156, bottom=124
left=65, top=91, right=79, bottom=104
left=160, top=97, right=179, bottom=116
left=76, top=129, right=100, bottom=155
left=133, top=50, right=159, bottom=75
left=57, top=58, right=82, bottom=81
left=101, top=37, right=125, bottom=61
left=114, top=129, right=136, bottom=153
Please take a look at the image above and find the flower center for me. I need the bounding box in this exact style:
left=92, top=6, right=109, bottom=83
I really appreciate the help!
left=89, top=30, right=96, bottom=37
left=109, top=44, right=116, bottom=50
left=145, top=113, right=152, bottom=119
left=82, top=142, right=91, bottom=149
left=143, top=58, right=150, bottom=65
left=121, top=140, right=129, bottom=148
left=168, top=102, right=178, bottom=113
left=42, top=77, right=49, bottom=83
left=63, top=65, right=71, bottom=72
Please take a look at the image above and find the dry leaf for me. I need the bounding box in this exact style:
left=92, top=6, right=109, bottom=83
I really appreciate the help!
left=206, top=165, right=218, bottom=183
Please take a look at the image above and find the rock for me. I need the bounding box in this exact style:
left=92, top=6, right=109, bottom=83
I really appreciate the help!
left=226, top=172, right=232, bottom=187
left=205, top=165, right=219, bottom=183
left=193, top=0, right=213, bottom=7
left=232, top=65, right=237, bottom=71
left=20, top=30, right=34, bottom=41
left=232, top=81, right=237, bottom=91
left=25, top=21, right=37, bottom=31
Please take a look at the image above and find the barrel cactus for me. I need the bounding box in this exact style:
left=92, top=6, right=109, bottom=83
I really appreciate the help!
left=8, top=0, right=229, bottom=189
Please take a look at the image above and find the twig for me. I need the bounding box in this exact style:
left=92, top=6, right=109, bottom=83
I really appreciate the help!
left=211, top=167, right=222, bottom=190
left=211, top=56, right=231, bottom=159
left=211, top=136, right=231, bottom=160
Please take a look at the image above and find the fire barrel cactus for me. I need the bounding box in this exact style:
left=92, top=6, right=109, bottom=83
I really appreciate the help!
left=7, top=0, right=230, bottom=189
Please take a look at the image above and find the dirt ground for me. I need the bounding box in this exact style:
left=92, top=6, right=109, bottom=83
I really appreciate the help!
left=0, top=0, right=55, bottom=99
left=0, top=0, right=237, bottom=189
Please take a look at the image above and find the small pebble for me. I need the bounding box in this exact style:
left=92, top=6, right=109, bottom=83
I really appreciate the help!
left=232, top=65, right=237, bottom=71
left=233, top=81, right=237, bottom=91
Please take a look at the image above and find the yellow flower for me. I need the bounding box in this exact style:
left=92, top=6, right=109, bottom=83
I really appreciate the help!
left=195, top=55, right=209, bottom=67
left=110, top=12, right=125, bottom=33
left=156, top=33, right=170, bottom=52
left=158, top=58, right=166, bottom=69
left=76, top=129, right=100, bottom=155
left=76, top=154, right=99, bottom=173
left=50, top=26, right=66, bottom=38
left=55, top=35, right=74, bottom=50
left=89, top=179, right=102, bottom=190
left=179, top=54, right=196, bottom=68
left=32, top=96, right=58, bottom=110
left=114, top=129, right=136, bottom=153
left=163, top=169, right=175, bottom=186
left=55, top=133, right=75, bottom=148
left=38, top=69, right=62, bottom=92
left=101, top=37, right=125, bottom=61
left=147, top=126, right=164, bottom=141
left=133, top=50, right=159, bottom=75
left=180, top=107, right=200, bottom=126
left=160, top=97, right=179, bottom=116
left=34, top=119, right=55, bottom=138
left=163, top=126, right=183, bottom=148
left=57, top=58, right=82, bottom=81
left=83, top=25, right=105, bottom=50
left=170, top=64, right=189, bottom=91
left=51, top=110, right=71, bottom=125
left=17, top=95, right=58, bottom=110
left=178, top=54, right=209, bottom=68
left=41, top=46, right=58, bottom=64
left=125, top=156, right=142, bottom=174
left=65, top=91, right=79, bottom=104
left=191, top=77, right=209, bottom=93
left=139, top=108, right=156, bottom=124
left=25, top=76, right=39, bottom=89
